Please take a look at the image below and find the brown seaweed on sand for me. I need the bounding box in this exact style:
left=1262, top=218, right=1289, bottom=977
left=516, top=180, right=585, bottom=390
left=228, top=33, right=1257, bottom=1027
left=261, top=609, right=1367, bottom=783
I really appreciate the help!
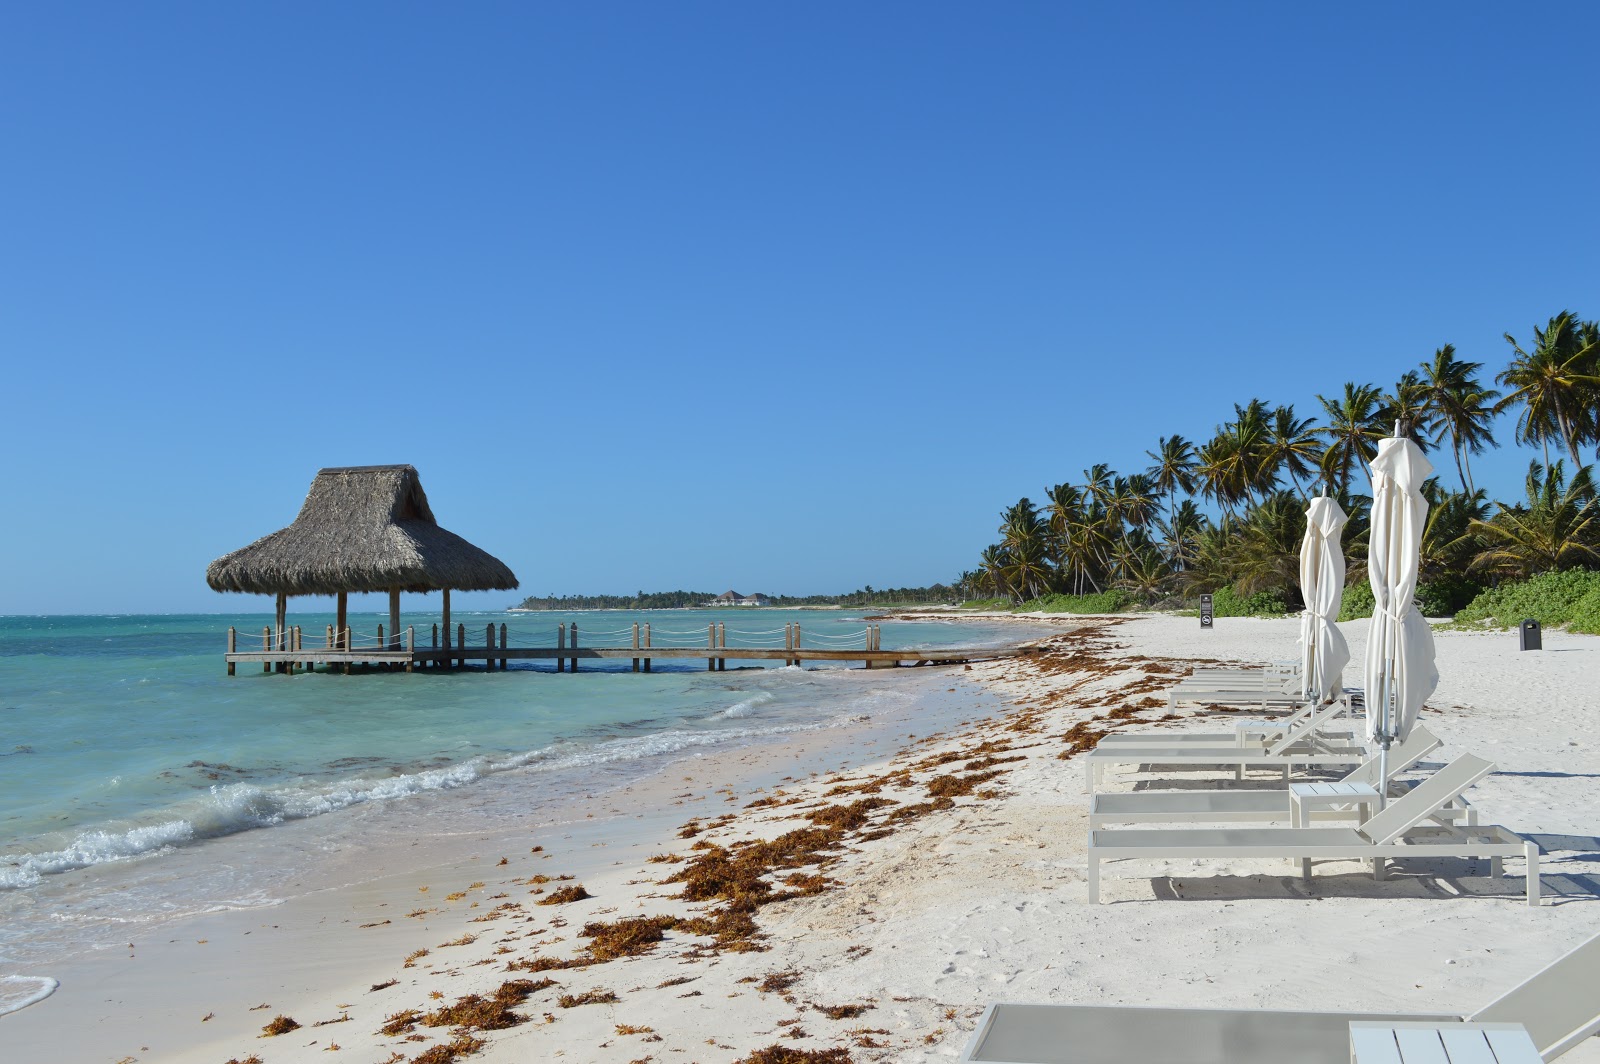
left=409, top=1031, right=487, bottom=1064
left=557, top=988, right=619, bottom=1007
left=733, top=1046, right=852, bottom=1064
left=537, top=884, right=592, bottom=905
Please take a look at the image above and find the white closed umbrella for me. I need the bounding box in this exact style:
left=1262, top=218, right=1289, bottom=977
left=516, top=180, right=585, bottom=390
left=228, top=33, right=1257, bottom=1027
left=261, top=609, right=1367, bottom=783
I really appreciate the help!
left=1364, top=434, right=1440, bottom=795
left=1299, top=495, right=1350, bottom=704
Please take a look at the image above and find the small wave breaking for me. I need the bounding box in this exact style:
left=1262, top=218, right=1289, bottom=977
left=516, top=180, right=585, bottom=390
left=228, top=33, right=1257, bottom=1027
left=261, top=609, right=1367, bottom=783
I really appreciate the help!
left=0, top=713, right=847, bottom=889
left=0, top=975, right=59, bottom=1016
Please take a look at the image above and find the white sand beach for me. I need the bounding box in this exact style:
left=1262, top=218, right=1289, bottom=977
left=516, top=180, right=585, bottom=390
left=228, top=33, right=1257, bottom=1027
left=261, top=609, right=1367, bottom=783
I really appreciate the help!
left=9, top=614, right=1598, bottom=1064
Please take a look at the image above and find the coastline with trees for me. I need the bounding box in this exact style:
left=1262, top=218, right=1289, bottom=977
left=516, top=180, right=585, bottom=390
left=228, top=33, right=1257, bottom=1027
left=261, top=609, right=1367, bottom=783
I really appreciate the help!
left=958, top=311, right=1600, bottom=632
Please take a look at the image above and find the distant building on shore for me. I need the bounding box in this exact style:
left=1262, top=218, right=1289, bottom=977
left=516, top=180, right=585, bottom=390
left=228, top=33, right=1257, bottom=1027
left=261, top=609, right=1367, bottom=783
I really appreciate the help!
left=708, top=590, right=772, bottom=607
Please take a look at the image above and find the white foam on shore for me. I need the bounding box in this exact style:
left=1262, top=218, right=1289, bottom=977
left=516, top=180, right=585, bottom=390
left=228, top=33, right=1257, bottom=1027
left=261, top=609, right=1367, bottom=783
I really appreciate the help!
left=0, top=975, right=59, bottom=1016
left=0, top=714, right=857, bottom=889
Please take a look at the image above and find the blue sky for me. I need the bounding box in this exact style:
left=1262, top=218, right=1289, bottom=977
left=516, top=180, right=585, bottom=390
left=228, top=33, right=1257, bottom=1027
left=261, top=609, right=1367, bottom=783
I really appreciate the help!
left=3, top=3, right=1597, bottom=614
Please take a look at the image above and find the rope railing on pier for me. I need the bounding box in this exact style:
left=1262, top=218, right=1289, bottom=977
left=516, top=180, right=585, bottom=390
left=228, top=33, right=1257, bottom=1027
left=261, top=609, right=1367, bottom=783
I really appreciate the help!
left=224, top=618, right=951, bottom=679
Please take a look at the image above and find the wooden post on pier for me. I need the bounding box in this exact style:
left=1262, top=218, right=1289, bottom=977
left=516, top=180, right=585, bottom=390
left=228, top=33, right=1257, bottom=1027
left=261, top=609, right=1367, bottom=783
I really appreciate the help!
left=227, top=627, right=236, bottom=676
left=456, top=624, right=465, bottom=669
left=485, top=623, right=495, bottom=670
left=326, top=624, right=334, bottom=651
left=262, top=626, right=271, bottom=673
left=571, top=623, right=579, bottom=672
left=643, top=623, right=651, bottom=672
left=388, top=590, right=401, bottom=651
left=717, top=622, right=726, bottom=671
left=335, top=593, right=348, bottom=651
left=406, top=627, right=415, bottom=673
left=377, top=624, right=384, bottom=668
left=557, top=624, right=566, bottom=673
left=499, top=623, right=507, bottom=670
left=441, top=589, right=451, bottom=669
left=793, top=623, right=801, bottom=667
left=343, top=627, right=352, bottom=674
left=274, top=593, right=288, bottom=673
left=707, top=623, right=715, bottom=671
left=632, top=623, right=640, bottom=672
left=295, top=626, right=303, bottom=672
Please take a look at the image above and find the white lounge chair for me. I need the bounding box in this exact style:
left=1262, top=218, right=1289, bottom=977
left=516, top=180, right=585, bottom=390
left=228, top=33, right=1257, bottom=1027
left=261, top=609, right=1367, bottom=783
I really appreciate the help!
left=1189, top=660, right=1300, bottom=684
left=1088, top=726, right=1443, bottom=827
left=1085, top=720, right=1367, bottom=792
left=1167, top=669, right=1307, bottom=710
left=959, top=930, right=1600, bottom=1063
left=1087, top=754, right=1538, bottom=905
left=1095, top=696, right=1352, bottom=749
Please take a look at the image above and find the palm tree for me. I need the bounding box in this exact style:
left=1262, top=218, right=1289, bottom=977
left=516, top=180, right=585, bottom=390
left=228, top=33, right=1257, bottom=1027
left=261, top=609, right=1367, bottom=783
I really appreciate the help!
left=978, top=545, right=1009, bottom=599
left=1156, top=499, right=1206, bottom=572
left=1261, top=404, right=1322, bottom=499
left=1081, top=463, right=1115, bottom=516
left=1194, top=433, right=1240, bottom=517
left=1230, top=492, right=1307, bottom=602
left=1381, top=370, right=1436, bottom=451
left=1144, top=435, right=1196, bottom=520
left=1498, top=311, right=1600, bottom=465
left=1419, top=345, right=1501, bottom=494
left=1114, top=543, right=1173, bottom=601
left=1317, top=382, right=1386, bottom=499
left=1111, top=473, right=1162, bottom=541
left=1469, top=460, right=1600, bottom=578
left=997, top=498, right=1054, bottom=602
left=1419, top=480, right=1489, bottom=581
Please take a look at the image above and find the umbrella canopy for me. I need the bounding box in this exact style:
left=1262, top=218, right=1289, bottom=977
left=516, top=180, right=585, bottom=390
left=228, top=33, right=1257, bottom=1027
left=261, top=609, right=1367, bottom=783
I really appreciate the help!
left=1299, top=495, right=1350, bottom=703
left=1363, top=437, right=1439, bottom=746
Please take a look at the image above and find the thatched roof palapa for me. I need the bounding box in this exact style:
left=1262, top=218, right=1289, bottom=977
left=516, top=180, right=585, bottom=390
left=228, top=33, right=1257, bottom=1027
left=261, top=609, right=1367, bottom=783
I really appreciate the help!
left=206, top=465, right=519, bottom=596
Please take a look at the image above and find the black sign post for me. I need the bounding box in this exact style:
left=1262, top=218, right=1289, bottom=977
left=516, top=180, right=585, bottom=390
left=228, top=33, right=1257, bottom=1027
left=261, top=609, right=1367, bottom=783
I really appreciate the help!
left=1199, top=593, right=1214, bottom=629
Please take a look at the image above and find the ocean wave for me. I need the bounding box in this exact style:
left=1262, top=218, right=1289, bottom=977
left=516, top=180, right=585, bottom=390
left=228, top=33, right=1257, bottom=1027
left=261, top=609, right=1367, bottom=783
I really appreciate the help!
left=714, top=691, right=776, bottom=719
left=0, top=975, right=59, bottom=1016
left=0, top=714, right=847, bottom=889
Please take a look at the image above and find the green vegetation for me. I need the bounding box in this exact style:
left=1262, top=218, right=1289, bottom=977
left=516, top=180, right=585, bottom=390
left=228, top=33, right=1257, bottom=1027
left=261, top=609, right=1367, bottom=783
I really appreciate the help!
left=515, top=585, right=959, bottom=611
left=1210, top=586, right=1288, bottom=617
left=1337, top=582, right=1376, bottom=622
left=956, top=597, right=1013, bottom=611
left=1014, top=590, right=1136, bottom=614
left=1451, top=570, right=1600, bottom=631
left=962, top=312, right=1600, bottom=625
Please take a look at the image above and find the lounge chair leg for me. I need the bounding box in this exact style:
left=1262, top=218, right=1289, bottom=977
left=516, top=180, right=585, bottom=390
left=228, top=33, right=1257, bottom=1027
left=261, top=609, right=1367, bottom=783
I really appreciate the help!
left=1086, top=760, right=1094, bottom=793
left=1234, top=764, right=1243, bottom=782
left=1525, top=841, right=1540, bottom=907
left=1491, top=855, right=1504, bottom=879
left=1372, top=857, right=1385, bottom=881
left=1087, top=855, right=1099, bottom=904
left=1301, top=857, right=1312, bottom=880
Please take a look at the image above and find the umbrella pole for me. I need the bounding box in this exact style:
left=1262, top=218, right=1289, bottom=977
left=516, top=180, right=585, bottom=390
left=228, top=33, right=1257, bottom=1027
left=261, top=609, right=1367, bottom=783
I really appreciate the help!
left=1375, top=469, right=1402, bottom=809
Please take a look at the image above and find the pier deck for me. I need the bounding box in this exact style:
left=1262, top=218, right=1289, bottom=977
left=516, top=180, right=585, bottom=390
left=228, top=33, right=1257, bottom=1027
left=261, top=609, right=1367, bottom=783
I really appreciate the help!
left=225, top=620, right=1026, bottom=675
left=225, top=645, right=1021, bottom=671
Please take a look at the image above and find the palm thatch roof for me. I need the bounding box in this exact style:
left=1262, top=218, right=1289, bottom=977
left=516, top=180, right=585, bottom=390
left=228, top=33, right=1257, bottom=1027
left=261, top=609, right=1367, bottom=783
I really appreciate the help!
left=207, top=465, right=519, bottom=596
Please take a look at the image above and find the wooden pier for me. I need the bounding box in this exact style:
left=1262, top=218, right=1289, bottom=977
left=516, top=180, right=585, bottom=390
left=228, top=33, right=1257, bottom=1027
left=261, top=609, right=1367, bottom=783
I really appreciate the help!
left=224, top=621, right=1022, bottom=675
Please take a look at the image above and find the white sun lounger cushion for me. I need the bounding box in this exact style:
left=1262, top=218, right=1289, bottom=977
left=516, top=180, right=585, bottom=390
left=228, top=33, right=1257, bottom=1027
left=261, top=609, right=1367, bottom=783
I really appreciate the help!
left=960, top=932, right=1600, bottom=1063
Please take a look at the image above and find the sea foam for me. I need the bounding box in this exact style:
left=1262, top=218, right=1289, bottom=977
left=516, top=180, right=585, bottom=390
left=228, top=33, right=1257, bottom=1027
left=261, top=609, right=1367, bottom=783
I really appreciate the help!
left=0, top=975, right=59, bottom=1016
left=0, top=715, right=845, bottom=889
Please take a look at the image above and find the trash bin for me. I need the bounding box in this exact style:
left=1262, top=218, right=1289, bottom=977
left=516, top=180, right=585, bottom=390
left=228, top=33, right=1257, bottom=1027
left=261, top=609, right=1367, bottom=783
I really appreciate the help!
left=1519, top=618, right=1541, bottom=651
left=1199, top=593, right=1214, bottom=629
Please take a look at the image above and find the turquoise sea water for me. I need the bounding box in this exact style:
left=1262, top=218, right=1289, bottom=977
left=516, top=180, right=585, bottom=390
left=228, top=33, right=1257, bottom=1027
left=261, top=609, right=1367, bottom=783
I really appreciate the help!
left=0, top=609, right=1029, bottom=996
